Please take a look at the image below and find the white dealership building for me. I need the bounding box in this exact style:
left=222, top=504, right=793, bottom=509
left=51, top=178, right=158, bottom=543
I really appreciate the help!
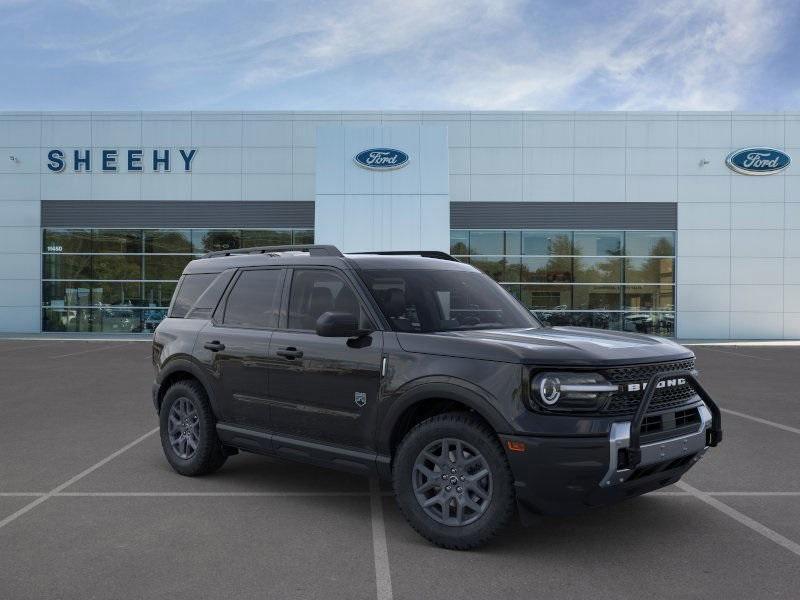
left=0, top=111, right=798, bottom=339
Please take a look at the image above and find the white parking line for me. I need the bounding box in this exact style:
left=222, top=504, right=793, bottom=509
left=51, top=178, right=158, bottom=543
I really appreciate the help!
left=721, top=407, right=800, bottom=436
left=677, top=481, right=800, bottom=558
left=55, top=491, right=377, bottom=497
left=4, top=490, right=799, bottom=498
left=707, top=492, right=800, bottom=497
left=0, top=337, right=150, bottom=343
left=0, top=427, right=158, bottom=531
left=370, top=478, right=393, bottom=600
left=686, top=341, right=800, bottom=347
left=698, top=347, right=772, bottom=361
left=653, top=491, right=800, bottom=497
left=0, top=342, right=64, bottom=355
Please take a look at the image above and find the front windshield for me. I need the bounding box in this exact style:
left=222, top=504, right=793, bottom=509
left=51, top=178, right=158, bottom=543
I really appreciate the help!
left=359, top=268, right=541, bottom=333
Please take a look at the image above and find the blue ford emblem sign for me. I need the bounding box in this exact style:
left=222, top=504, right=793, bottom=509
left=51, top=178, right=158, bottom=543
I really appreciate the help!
left=725, top=147, right=790, bottom=175
left=354, top=148, right=409, bottom=170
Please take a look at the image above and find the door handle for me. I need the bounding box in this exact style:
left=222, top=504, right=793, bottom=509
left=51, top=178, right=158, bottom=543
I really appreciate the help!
left=204, top=341, right=226, bottom=352
left=276, top=347, right=303, bottom=360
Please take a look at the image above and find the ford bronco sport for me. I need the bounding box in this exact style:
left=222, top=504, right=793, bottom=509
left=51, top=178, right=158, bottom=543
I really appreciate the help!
left=152, top=245, right=722, bottom=549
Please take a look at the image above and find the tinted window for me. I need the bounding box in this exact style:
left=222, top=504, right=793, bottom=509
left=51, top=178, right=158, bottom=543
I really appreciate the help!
left=191, top=269, right=235, bottom=311
left=192, top=229, right=241, bottom=253
left=624, top=231, right=675, bottom=256
left=43, top=229, right=92, bottom=253
left=43, top=281, right=144, bottom=307
left=520, top=256, right=573, bottom=283
left=171, top=273, right=217, bottom=318
left=43, top=254, right=92, bottom=279
left=93, top=229, right=142, bottom=253
left=522, top=231, right=572, bottom=255
left=144, top=230, right=192, bottom=253
left=241, top=229, right=292, bottom=247
left=450, top=230, right=469, bottom=255
left=287, top=270, right=371, bottom=331
left=223, top=269, right=282, bottom=328
left=292, top=229, right=314, bottom=245
left=41, top=228, right=314, bottom=334
left=92, top=255, right=143, bottom=280
left=144, top=255, right=192, bottom=280
left=624, top=257, right=674, bottom=284
left=360, top=269, right=539, bottom=333
left=469, top=231, right=503, bottom=255
left=574, top=231, right=623, bottom=256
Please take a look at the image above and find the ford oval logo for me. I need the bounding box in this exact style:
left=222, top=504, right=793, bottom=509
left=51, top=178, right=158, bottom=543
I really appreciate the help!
left=726, top=147, right=790, bottom=175
left=354, top=148, right=409, bottom=170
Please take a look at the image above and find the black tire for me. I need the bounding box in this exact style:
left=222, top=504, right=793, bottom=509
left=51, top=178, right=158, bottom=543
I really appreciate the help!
left=393, top=412, right=515, bottom=550
left=159, top=380, right=227, bottom=476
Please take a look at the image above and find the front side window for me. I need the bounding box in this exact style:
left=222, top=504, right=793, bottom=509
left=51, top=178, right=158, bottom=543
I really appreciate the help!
left=223, top=269, right=283, bottom=328
left=287, top=270, right=372, bottom=331
left=359, top=269, right=539, bottom=333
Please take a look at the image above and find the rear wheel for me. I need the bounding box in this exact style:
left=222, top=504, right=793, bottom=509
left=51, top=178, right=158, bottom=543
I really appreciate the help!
left=393, top=413, right=515, bottom=550
left=159, top=380, right=226, bottom=476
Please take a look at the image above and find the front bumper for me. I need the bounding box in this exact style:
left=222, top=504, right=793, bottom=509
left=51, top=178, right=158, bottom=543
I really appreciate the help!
left=599, top=403, right=712, bottom=488
left=502, top=371, right=722, bottom=520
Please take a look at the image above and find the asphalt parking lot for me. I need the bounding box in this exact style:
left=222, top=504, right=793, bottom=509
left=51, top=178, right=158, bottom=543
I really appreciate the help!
left=1, top=340, right=799, bottom=599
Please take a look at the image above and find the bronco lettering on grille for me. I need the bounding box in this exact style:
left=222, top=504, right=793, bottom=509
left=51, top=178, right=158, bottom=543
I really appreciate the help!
left=625, top=377, right=686, bottom=393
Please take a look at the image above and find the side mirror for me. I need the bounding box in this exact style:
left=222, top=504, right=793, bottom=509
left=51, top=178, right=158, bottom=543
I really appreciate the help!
left=315, top=311, right=365, bottom=337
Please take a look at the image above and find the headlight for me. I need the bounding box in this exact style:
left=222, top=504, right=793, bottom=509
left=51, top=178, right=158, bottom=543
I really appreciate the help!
left=531, top=372, right=617, bottom=412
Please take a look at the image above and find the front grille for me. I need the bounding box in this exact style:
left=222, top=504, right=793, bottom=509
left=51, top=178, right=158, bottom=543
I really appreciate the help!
left=601, top=359, right=698, bottom=415
left=640, top=415, right=662, bottom=434
left=675, top=407, right=702, bottom=428
left=639, top=407, right=702, bottom=443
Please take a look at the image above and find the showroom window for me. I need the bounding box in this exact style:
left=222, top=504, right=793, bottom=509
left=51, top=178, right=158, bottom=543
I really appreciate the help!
left=41, top=228, right=314, bottom=333
left=450, top=229, right=676, bottom=336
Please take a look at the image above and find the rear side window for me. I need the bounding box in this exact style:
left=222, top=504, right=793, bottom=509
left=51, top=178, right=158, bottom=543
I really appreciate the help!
left=170, top=273, right=217, bottom=318
left=187, top=269, right=236, bottom=319
left=223, top=269, right=283, bottom=328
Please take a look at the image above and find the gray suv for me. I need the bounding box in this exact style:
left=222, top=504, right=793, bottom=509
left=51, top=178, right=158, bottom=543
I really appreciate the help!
left=152, top=245, right=722, bottom=549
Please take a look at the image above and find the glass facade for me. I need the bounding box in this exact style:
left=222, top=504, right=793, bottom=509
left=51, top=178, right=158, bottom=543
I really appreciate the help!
left=41, top=226, right=674, bottom=336
left=42, top=228, right=314, bottom=333
left=451, top=229, right=676, bottom=336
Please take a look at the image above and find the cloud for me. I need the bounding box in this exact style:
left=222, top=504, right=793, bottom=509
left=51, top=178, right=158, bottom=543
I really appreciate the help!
left=427, top=0, right=789, bottom=110
left=235, top=1, right=520, bottom=89
left=0, top=0, right=796, bottom=110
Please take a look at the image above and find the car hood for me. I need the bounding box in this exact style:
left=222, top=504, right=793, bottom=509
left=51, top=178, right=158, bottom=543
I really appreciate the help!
left=395, top=326, right=693, bottom=367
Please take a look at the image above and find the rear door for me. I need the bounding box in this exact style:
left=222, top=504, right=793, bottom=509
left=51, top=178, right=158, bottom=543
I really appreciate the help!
left=267, top=267, right=384, bottom=452
left=196, top=267, right=285, bottom=430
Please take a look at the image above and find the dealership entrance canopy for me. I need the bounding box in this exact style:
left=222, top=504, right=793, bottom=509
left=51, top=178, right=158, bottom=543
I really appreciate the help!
left=0, top=111, right=797, bottom=339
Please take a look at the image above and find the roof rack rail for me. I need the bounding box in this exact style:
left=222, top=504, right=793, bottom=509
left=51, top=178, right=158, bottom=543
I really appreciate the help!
left=349, top=250, right=459, bottom=262
left=202, top=244, right=344, bottom=259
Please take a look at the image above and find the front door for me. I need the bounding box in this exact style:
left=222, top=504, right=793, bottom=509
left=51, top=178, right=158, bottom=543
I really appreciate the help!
left=267, top=267, right=383, bottom=451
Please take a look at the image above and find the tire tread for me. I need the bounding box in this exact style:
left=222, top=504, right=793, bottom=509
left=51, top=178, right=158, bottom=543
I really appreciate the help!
left=159, top=379, right=226, bottom=476
left=392, top=412, right=515, bottom=550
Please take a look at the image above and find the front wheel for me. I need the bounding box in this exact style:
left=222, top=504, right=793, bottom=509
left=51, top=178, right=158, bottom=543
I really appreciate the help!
left=159, top=380, right=227, bottom=476
left=393, top=413, right=515, bottom=550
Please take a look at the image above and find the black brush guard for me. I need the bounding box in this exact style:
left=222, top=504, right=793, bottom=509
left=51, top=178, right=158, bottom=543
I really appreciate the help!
left=626, top=370, right=723, bottom=469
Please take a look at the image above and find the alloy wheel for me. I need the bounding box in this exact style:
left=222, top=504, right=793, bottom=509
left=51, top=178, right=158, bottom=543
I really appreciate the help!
left=412, top=437, right=493, bottom=526
left=167, top=397, right=201, bottom=460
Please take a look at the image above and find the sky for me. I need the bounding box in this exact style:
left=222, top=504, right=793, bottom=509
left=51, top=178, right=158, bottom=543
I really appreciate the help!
left=1, top=0, right=798, bottom=111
